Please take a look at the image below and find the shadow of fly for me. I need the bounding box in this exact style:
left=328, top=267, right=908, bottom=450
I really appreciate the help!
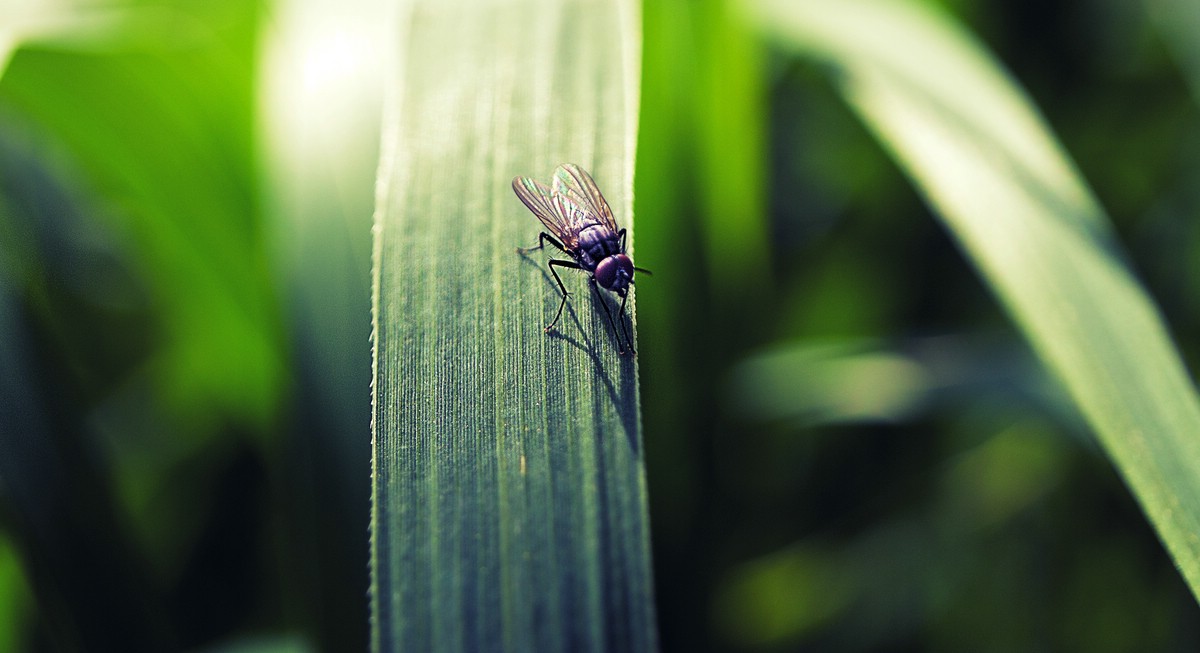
left=513, top=163, right=650, bottom=355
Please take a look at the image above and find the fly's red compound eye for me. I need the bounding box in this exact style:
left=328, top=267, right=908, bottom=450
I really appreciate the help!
left=595, top=256, right=619, bottom=289
left=595, top=254, right=633, bottom=291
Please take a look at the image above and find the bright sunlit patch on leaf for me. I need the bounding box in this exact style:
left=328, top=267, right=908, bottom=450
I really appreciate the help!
left=1, top=0, right=122, bottom=79
left=261, top=0, right=387, bottom=166
left=299, top=31, right=370, bottom=97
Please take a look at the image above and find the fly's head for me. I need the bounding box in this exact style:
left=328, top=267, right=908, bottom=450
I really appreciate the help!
left=595, top=254, right=635, bottom=296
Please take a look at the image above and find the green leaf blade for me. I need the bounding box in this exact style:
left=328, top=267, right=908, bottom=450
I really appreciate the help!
left=370, top=1, right=656, bottom=651
left=751, top=0, right=1200, bottom=601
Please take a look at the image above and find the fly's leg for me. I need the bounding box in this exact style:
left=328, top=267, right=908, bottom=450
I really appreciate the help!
left=518, top=232, right=569, bottom=256
left=546, top=259, right=582, bottom=332
left=521, top=232, right=580, bottom=332
left=591, top=280, right=634, bottom=355
left=617, top=291, right=635, bottom=354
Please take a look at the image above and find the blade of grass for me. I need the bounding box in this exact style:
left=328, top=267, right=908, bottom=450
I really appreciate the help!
left=0, top=5, right=283, bottom=436
left=0, top=3, right=281, bottom=647
left=1, top=3, right=78, bottom=78
left=0, top=3, right=138, bottom=81
left=748, top=0, right=1200, bottom=601
left=370, top=0, right=657, bottom=651
left=694, top=0, right=772, bottom=303
left=1148, top=0, right=1200, bottom=106
left=0, top=532, right=34, bottom=652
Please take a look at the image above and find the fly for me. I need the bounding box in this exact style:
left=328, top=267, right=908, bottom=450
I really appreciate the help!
left=513, top=163, right=650, bottom=355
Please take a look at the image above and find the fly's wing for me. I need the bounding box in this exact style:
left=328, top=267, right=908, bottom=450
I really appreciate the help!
left=551, top=163, right=619, bottom=234
left=513, top=175, right=579, bottom=248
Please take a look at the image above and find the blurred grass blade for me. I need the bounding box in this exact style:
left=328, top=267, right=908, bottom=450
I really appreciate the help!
left=1148, top=0, right=1200, bottom=105
left=0, top=1, right=81, bottom=75
left=729, top=337, right=1073, bottom=429
left=694, top=0, right=772, bottom=302
left=1, top=4, right=283, bottom=435
left=370, top=0, right=656, bottom=651
left=0, top=2, right=136, bottom=80
left=749, top=0, right=1200, bottom=601
left=259, top=0, right=386, bottom=648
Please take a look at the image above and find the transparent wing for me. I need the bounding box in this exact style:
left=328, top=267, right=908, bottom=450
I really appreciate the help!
left=513, top=175, right=579, bottom=248
left=551, top=163, right=619, bottom=233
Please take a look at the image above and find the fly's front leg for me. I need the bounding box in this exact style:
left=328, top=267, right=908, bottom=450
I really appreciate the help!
left=518, top=232, right=569, bottom=255
left=591, top=280, right=632, bottom=355
left=545, top=259, right=582, bottom=332
left=616, top=291, right=635, bottom=354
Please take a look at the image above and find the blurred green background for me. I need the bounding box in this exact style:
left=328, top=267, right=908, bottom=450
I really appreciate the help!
left=3, top=0, right=1200, bottom=651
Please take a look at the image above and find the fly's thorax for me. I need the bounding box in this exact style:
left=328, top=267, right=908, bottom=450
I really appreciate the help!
left=576, top=223, right=621, bottom=270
